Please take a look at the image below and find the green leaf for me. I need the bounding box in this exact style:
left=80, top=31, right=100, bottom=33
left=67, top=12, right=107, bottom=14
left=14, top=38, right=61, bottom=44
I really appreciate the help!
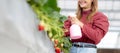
left=44, top=0, right=60, bottom=12
left=27, top=0, right=71, bottom=53
left=34, top=0, right=48, bottom=6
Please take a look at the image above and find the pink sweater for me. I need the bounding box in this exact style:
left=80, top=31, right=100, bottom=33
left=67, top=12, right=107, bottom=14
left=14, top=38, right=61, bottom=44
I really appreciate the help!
left=64, top=10, right=109, bottom=44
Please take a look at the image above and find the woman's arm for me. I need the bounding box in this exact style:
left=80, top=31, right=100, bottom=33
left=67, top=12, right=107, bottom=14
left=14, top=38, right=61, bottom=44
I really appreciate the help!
left=63, top=19, right=71, bottom=37
left=81, top=14, right=109, bottom=44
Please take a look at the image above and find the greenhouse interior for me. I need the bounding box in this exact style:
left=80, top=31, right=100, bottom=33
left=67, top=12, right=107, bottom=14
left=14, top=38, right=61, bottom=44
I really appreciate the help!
left=0, top=0, right=120, bottom=53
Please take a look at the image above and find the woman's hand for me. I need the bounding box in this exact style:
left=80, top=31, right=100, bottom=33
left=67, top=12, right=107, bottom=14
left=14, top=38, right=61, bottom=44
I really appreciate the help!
left=69, top=16, right=84, bottom=28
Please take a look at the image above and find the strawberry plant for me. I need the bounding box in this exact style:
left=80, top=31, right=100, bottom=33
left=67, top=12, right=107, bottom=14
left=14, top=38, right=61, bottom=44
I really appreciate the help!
left=27, top=0, right=72, bottom=53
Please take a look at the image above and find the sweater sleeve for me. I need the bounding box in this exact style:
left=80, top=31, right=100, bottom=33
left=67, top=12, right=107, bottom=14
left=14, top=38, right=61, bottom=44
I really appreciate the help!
left=81, top=13, right=109, bottom=44
left=63, top=19, right=71, bottom=37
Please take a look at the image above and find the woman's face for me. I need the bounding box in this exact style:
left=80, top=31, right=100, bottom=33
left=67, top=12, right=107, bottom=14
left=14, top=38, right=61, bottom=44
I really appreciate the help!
left=78, top=0, right=93, bottom=9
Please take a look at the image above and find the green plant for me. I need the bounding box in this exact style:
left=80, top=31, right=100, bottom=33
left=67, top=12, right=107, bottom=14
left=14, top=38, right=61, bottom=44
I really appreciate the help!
left=27, top=0, right=72, bottom=53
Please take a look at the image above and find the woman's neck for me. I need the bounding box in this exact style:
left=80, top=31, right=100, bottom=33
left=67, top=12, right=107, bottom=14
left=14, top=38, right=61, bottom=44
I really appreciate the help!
left=81, top=7, right=92, bottom=15
left=82, top=7, right=91, bottom=11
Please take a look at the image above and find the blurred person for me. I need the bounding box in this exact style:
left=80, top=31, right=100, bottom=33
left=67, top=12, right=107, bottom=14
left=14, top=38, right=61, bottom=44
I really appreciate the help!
left=63, top=0, right=109, bottom=53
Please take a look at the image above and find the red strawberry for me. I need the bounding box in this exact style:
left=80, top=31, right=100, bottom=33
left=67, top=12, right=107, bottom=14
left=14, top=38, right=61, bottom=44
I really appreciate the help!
left=55, top=47, right=61, bottom=53
left=54, top=39, right=58, bottom=44
left=38, top=24, right=44, bottom=31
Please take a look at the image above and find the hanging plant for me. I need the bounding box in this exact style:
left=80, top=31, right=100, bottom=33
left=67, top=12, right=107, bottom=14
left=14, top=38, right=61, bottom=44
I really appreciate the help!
left=27, top=0, right=72, bottom=53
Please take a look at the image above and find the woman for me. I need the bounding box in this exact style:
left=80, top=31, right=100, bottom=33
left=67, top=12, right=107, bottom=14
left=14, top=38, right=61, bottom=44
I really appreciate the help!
left=63, top=0, right=109, bottom=53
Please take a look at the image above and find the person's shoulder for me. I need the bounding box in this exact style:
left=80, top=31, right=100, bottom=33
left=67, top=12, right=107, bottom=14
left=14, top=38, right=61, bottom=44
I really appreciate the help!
left=94, top=11, right=106, bottom=16
left=93, top=11, right=108, bottom=19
